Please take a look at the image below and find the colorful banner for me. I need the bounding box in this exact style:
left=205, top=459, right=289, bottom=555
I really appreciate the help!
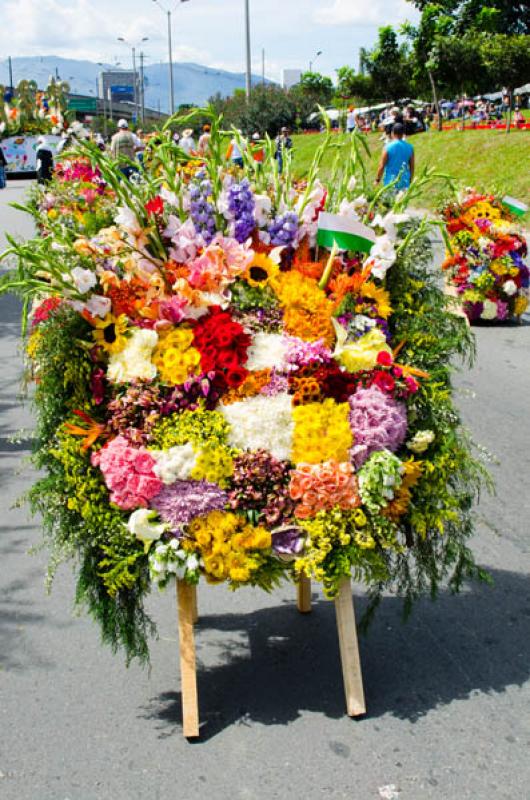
left=0, top=135, right=61, bottom=174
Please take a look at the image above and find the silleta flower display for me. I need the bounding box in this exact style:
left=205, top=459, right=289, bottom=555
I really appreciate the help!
left=0, top=113, right=489, bottom=664
left=442, top=190, right=529, bottom=322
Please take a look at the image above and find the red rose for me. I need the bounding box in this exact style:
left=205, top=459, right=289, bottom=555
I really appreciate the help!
left=376, top=350, right=393, bottom=367
left=225, top=367, right=248, bottom=388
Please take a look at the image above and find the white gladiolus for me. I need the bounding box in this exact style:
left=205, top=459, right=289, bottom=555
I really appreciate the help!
left=70, top=266, right=97, bottom=294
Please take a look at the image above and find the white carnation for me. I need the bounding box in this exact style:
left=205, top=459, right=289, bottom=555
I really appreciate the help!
left=481, top=299, right=498, bottom=320
left=246, top=333, right=288, bottom=371
left=407, top=429, right=435, bottom=454
left=107, top=328, right=158, bottom=383
left=220, top=392, right=294, bottom=461
left=503, top=280, right=517, bottom=296
left=150, top=443, right=198, bottom=484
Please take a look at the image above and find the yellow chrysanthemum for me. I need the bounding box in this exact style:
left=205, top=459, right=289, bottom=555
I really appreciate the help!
left=514, top=295, right=529, bottom=316
left=92, top=314, right=129, bottom=354
left=152, top=325, right=201, bottom=385
left=292, top=398, right=352, bottom=464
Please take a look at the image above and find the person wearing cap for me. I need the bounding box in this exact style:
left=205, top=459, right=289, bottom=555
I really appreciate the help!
left=375, top=122, right=414, bottom=191
left=110, top=119, right=139, bottom=178
left=36, top=136, right=54, bottom=184
left=180, top=128, right=196, bottom=156
left=274, top=126, right=292, bottom=174
left=250, top=132, right=265, bottom=165
left=346, top=106, right=357, bottom=133
left=197, top=124, right=211, bottom=156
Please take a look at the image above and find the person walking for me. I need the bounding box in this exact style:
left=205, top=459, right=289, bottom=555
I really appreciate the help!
left=110, top=119, right=138, bottom=179
left=180, top=128, right=196, bottom=156
left=0, top=146, right=7, bottom=189
left=274, top=126, right=292, bottom=174
left=197, top=124, right=211, bottom=156
left=226, top=131, right=246, bottom=168
left=35, top=136, right=54, bottom=184
left=375, top=123, right=414, bottom=191
left=346, top=106, right=356, bottom=133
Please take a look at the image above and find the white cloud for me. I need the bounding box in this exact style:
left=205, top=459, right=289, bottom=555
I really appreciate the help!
left=314, top=0, right=413, bottom=27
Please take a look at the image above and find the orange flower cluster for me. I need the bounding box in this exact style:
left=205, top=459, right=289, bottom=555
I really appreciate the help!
left=272, top=271, right=335, bottom=346
left=221, top=368, right=272, bottom=404
left=288, top=365, right=323, bottom=405
left=289, top=461, right=361, bottom=520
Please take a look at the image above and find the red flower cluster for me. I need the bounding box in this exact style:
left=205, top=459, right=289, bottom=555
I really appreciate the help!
left=145, top=196, right=165, bottom=217
left=192, top=307, right=251, bottom=391
left=31, top=296, right=62, bottom=327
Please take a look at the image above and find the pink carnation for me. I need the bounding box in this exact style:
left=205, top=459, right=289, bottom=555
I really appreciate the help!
left=348, top=385, right=407, bottom=468
left=92, top=435, right=162, bottom=509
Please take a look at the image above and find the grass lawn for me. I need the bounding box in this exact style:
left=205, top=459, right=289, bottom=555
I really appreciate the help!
left=291, top=128, right=530, bottom=215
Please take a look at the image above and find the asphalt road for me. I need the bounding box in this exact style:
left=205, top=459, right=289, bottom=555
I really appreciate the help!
left=1, top=180, right=530, bottom=800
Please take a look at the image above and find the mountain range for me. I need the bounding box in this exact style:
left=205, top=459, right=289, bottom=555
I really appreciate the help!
left=0, top=56, right=271, bottom=112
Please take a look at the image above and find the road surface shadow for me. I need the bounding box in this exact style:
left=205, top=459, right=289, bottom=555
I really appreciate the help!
left=141, top=567, right=530, bottom=740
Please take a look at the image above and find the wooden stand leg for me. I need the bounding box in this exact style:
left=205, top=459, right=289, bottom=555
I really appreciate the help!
left=334, top=577, right=366, bottom=717
left=177, top=580, right=199, bottom=738
left=296, top=573, right=312, bottom=613
left=190, top=583, right=198, bottom=624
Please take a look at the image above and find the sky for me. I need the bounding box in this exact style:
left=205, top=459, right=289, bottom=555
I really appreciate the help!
left=0, top=0, right=419, bottom=81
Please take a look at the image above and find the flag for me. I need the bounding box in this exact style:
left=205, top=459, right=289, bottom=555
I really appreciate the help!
left=317, top=212, right=376, bottom=254
left=502, top=196, right=528, bottom=218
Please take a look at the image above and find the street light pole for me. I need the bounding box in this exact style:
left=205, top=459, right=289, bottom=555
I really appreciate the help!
left=153, top=1, right=191, bottom=117
left=309, top=49, right=322, bottom=73
left=244, top=0, right=251, bottom=100
left=118, top=36, right=148, bottom=124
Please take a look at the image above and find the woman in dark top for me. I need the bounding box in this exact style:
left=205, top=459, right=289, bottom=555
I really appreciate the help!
left=36, top=137, right=54, bottom=184
left=0, top=147, right=7, bottom=189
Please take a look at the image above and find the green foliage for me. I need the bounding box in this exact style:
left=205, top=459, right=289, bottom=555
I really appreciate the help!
left=364, top=26, right=413, bottom=100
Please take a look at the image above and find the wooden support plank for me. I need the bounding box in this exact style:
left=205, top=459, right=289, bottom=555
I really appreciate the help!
left=296, top=573, right=312, bottom=613
left=177, top=579, right=200, bottom=738
left=190, top=583, right=198, bottom=624
left=334, top=577, right=366, bottom=717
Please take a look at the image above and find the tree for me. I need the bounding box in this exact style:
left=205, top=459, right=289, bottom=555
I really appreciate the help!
left=364, top=26, right=412, bottom=99
left=406, top=0, right=530, bottom=34
left=335, top=66, right=374, bottom=101
left=427, top=33, right=487, bottom=97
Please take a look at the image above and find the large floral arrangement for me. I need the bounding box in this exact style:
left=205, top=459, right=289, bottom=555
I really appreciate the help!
left=31, top=156, right=117, bottom=237
left=1, top=113, right=488, bottom=664
left=442, top=190, right=529, bottom=322
left=0, top=77, right=70, bottom=139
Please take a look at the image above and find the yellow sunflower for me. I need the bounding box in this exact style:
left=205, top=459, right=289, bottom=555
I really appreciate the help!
left=92, top=314, right=129, bottom=354
left=243, top=253, right=279, bottom=288
left=361, top=282, right=393, bottom=319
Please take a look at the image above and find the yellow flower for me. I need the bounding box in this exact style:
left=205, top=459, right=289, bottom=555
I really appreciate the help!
left=152, top=325, right=201, bottom=385
left=292, top=398, right=352, bottom=464
left=243, top=253, right=279, bottom=287
left=514, top=295, right=529, bottom=316
left=92, top=314, right=129, bottom=354
left=333, top=322, right=392, bottom=374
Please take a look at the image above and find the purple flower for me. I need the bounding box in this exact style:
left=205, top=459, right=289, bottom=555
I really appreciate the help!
left=348, top=384, right=408, bottom=468
left=463, top=301, right=483, bottom=321
left=268, top=211, right=299, bottom=247
left=189, top=180, right=217, bottom=244
left=496, top=300, right=509, bottom=321
left=227, top=179, right=255, bottom=242
left=151, top=480, right=228, bottom=534
left=271, top=526, right=305, bottom=555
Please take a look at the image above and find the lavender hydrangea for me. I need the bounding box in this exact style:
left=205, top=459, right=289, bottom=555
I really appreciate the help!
left=151, top=479, right=228, bottom=534
left=227, top=179, right=255, bottom=242
left=348, top=384, right=408, bottom=469
left=268, top=211, right=299, bottom=247
left=189, top=180, right=217, bottom=244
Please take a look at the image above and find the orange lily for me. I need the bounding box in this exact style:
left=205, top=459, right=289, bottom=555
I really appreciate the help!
left=63, top=410, right=107, bottom=451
